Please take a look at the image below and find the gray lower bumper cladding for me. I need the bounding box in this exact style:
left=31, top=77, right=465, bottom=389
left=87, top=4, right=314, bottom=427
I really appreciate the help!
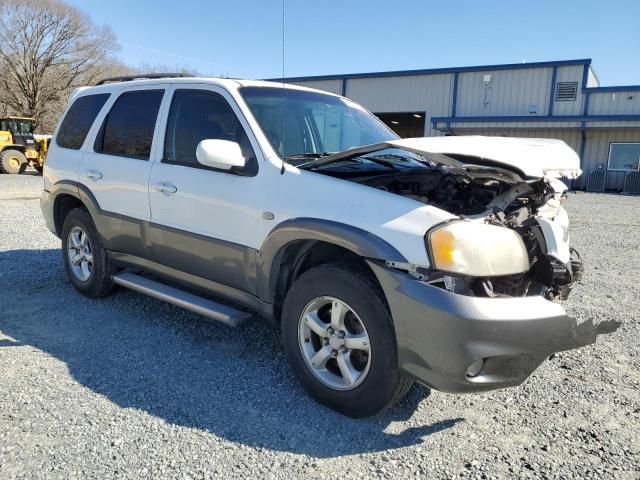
left=366, top=260, right=620, bottom=393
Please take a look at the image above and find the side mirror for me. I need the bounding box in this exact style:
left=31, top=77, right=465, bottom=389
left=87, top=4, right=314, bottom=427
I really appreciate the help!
left=196, top=139, right=246, bottom=170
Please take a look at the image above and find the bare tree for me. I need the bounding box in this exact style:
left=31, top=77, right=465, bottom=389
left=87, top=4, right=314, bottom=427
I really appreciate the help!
left=0, top=0, right=123, bottom=131
left=137, top=62, right=200, bottom=76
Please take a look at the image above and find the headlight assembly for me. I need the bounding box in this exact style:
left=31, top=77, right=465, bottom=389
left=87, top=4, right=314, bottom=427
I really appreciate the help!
left=427, top=221, right=530, bottom=277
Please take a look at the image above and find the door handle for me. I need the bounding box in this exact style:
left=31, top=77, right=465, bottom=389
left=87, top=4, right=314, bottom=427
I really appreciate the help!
left=153, top=182, right=178, bottom=194
left=85, top=170, right=103, bottom=181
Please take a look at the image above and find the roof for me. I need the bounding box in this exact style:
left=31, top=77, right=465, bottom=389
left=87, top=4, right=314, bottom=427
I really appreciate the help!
left=75, top=77, right=337, bottom=95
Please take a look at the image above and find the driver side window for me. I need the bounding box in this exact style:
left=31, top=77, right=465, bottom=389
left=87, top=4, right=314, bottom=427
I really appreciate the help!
left=163, top=89, right=256, bottom=171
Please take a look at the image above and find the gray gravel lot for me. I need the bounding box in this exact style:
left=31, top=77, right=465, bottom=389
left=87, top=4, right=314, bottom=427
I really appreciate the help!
left=0, top=173, right=639, bottom=479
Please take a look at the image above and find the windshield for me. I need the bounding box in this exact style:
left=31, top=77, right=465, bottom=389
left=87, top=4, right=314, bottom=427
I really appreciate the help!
left=240, top=86, right=397, bottom=162
left=0, top=119, right=33, bottom=136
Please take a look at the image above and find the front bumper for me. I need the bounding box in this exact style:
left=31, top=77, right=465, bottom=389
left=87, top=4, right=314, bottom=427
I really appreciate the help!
left=367, top=260, right=619, bottom=393
left=40, top=189, right=57, bottom=236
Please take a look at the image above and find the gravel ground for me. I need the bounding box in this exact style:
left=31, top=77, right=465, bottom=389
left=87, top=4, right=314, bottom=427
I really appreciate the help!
left=0, top=174, right=638, bottom=479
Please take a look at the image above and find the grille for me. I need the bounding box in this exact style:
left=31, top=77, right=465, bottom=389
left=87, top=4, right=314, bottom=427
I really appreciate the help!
left=586, top=169, right=606, bottom=192
left=623, top=171, right=640, bottom=194
left=556, top=82, right=578, bottom=101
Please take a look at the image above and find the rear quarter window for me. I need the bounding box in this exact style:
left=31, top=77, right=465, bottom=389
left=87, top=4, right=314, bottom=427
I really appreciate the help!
left=56, top=93, right=110, bottom=150
left=94, top=89, right=164, bottom=160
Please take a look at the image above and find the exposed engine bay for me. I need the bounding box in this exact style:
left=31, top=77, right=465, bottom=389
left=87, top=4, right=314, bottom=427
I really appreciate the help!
left=313, top=154, right=583, bottom=302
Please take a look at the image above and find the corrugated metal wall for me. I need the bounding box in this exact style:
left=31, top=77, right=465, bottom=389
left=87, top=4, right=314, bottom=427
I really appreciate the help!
left=286, top=62, right=639, bottom=191
left=582, top=129, right=640, bottom=190
left=446, top=121, right=581, bottom=129
left=343, top=74, right=454, bottom=136
left=552, top=65, right=586, bottom=116
left=456, top=67, right=553, bottom=116
left=290, top=79, right=342, bottom=95
left=291, top=74, right=454, bottom=136
left=589, top=91, right=640, bottom=115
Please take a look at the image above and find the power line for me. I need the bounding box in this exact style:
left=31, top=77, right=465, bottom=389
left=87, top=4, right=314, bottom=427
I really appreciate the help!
left=78, top=32, right=233, bottom=72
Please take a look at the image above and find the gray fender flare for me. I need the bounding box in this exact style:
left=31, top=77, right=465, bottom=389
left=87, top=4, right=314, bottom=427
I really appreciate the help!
left=256, top=218, right=407, bottom=302
left=50, top=180, right=110, bottom=235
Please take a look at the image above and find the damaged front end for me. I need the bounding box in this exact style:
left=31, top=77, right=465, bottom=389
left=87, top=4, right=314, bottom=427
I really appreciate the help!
left=304, top=136, right=620, bottom=392
left=306, top=138, right=586, bottom=303
left=329, top=159, right=583, bottom=301
left=432, top=176, right=586, bottom=302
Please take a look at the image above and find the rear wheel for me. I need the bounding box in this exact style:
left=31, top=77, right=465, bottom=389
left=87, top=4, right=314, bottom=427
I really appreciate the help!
left=0, top=149, right=27, bottom=174
left=282, top=264, right=412, bottom=417
left=61, top=208, right=115, bottom=298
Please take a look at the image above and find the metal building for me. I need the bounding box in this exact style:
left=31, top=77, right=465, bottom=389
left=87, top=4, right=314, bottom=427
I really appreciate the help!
left=278, top=59, right=640, bottom=191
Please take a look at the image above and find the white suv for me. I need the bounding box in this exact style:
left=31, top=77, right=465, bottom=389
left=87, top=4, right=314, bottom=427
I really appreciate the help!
left=41, top=74, right=615, bottom=417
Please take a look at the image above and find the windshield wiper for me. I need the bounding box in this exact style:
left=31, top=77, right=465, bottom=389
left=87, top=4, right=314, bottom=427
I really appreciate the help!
left=285, top=152, right=334, bottom=166
left=300, top=154, right=400, bottom=170
left=286, top=152, right=332, bottom=160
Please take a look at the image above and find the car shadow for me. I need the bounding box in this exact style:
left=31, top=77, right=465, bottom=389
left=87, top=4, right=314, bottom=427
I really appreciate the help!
left=0, top=248, right=463, bottom=457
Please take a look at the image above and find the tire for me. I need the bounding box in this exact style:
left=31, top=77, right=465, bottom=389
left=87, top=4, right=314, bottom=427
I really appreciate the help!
left=281, top=264, right=413, bottom=417
left=61, top=207, right=115, bottom=298
left=0, top=149, right=27, bottom=174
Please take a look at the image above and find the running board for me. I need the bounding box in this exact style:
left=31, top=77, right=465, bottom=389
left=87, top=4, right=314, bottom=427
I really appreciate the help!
left=112, top=272, right=252, bottom=327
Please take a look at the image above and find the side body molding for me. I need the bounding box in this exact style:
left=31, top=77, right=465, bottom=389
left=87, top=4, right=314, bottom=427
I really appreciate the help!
left=49, top=185, right=408, bottom=320
left=256, top=218, right=407, bottom=302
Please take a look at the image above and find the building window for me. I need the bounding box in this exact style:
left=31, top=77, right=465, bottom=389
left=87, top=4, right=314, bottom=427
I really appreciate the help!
left=608, top=143, right=640, bottom=171
left=555, top=82, right=578, bottom=101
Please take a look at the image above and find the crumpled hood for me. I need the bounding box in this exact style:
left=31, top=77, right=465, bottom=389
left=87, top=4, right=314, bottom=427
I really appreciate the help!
left=388, top=136, right=582, bottom=179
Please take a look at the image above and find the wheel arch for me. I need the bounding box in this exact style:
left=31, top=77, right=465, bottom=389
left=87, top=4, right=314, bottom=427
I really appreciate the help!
left=257, top=218, right=406, bottom=312
left=51, top=181, right=101, bottom=237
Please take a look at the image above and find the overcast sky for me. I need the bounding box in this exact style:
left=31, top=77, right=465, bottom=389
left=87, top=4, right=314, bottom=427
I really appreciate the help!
left=66, top=0, right=640, bottom=86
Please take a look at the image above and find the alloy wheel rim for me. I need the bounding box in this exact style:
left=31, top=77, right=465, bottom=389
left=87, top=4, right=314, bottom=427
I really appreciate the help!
left=298, top=296, right=371, bottom=390
left=67, top=226, right=93, bottom=282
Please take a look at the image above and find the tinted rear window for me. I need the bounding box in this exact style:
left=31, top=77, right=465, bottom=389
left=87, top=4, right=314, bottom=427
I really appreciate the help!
left=95, top=90, right=164, bottom=160
left=56, top=94, right=110, bottom=150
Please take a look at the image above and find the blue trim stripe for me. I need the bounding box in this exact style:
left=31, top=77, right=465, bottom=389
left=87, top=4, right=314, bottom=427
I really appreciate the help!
left=432, top=114, right=640, bottom=124
left=451, top=72, right=459, bottom=117
left=548, top=66, right=558, bottom=115
left=585, top=85, right=640, bottom=93
left=267, top=58, right=591, bottom=82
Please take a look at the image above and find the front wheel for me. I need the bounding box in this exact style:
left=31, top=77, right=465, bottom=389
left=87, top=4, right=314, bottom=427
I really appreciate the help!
left=281, top=264, right=412, bottom=417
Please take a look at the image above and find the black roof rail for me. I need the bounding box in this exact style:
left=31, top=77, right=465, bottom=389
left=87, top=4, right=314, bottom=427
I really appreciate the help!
left=95, top=73, right=195, bottom=86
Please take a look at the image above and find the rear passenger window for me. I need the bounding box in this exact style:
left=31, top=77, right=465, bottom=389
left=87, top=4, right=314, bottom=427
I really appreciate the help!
left=95, top=90, right=164, bottom=160
left=56, top=94, right=110, bottom=150
left=163, top=90, right=255, bottom=169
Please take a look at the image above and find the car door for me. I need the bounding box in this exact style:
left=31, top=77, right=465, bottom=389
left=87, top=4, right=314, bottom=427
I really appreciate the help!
left=78, top=84, right=169, bottom=257
left=147, top=84, right=265, bottom=294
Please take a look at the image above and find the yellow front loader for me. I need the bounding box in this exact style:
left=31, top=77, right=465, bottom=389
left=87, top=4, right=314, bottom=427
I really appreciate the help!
left=0, top=117, right=49, bottom=174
